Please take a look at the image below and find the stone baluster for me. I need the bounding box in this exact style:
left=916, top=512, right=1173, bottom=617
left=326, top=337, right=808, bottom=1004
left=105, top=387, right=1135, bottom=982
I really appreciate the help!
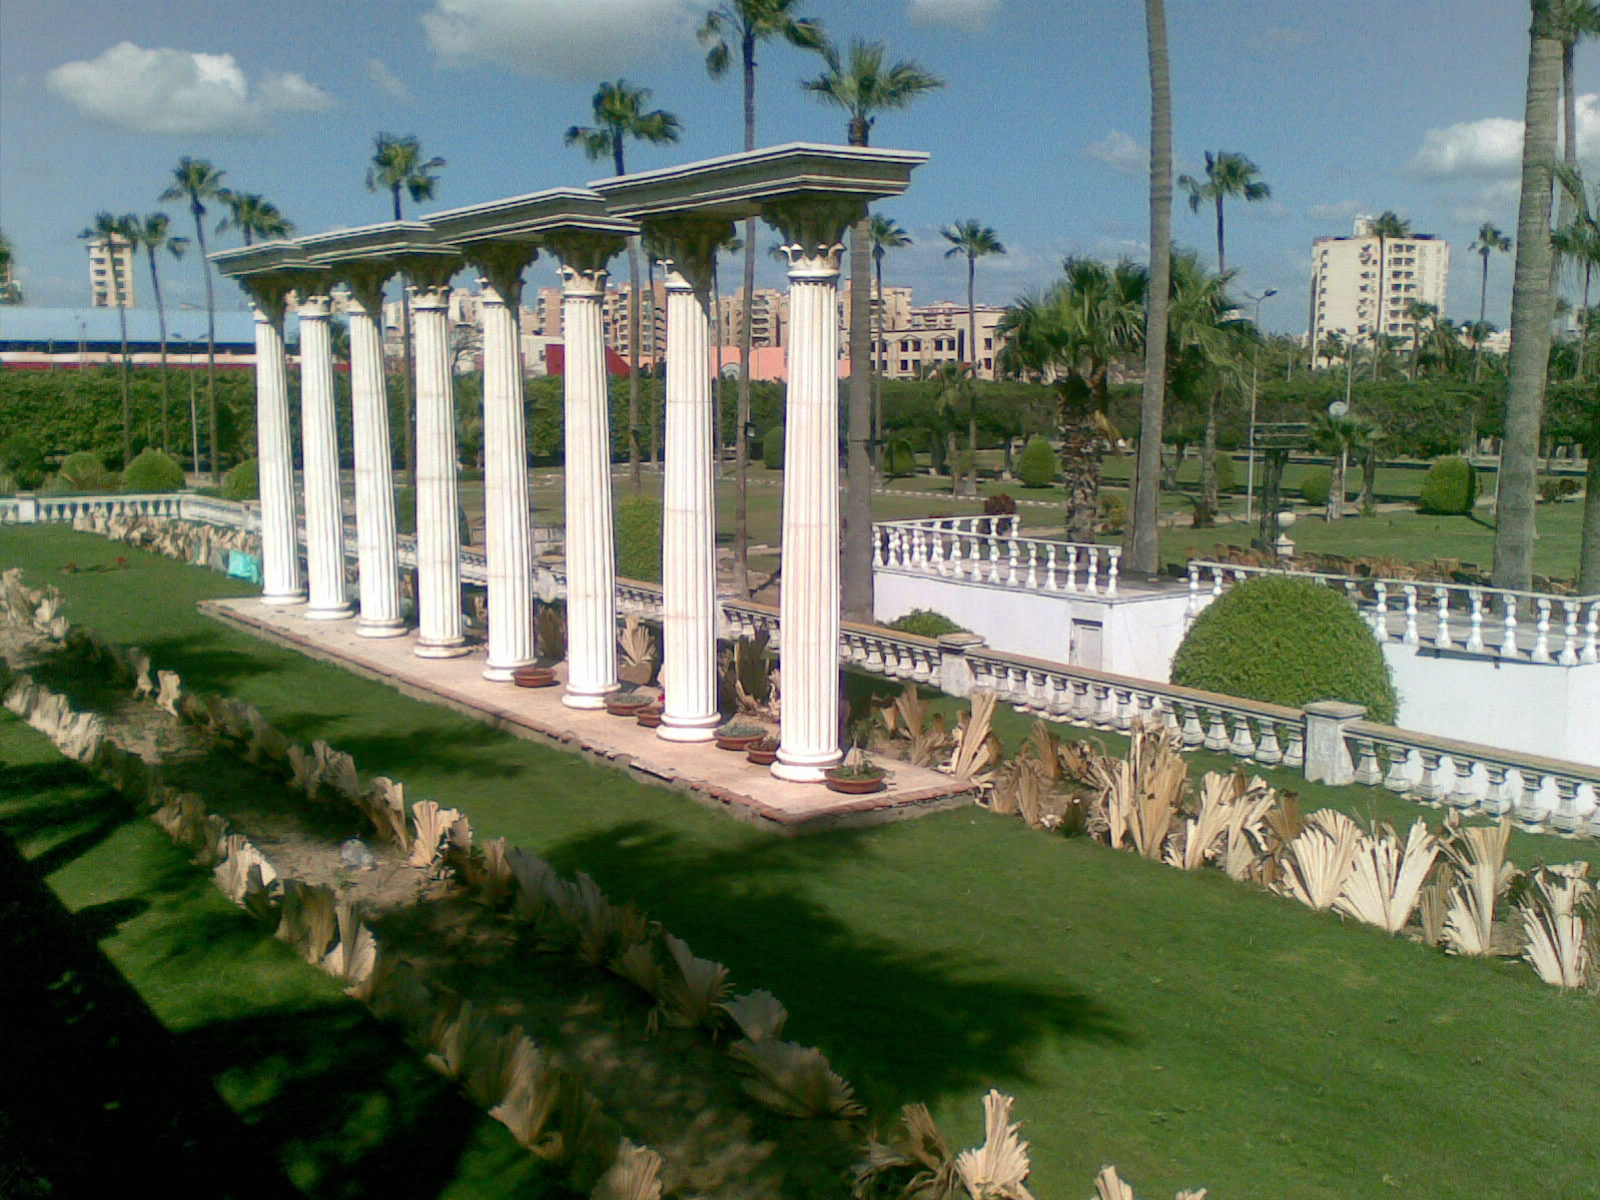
left=1585, top=600, right=1600, bottom=663
left=1044, top=544, right=1058, bottom=591
left=1177, top=702, right=1205, bottom=749
left=1006, top=538, right=1020, bottom=586
left=1065, top=545, right=1080, bottom=592
left=1482, top=764, right=1513, bottom=816
left=244, top=289, right=304, bottom=605
left=1402, top=585, right=1419, bottom=645
left=931, top=528, right=947, bottom=574
left=912, top=526, right=927, bottom=568
left=1500, top=594, right=1519, bottom=657
left=1350, top=737, right=1382, bottom=786
left=1559, top=600, right=1580, bottom=665
left=1410, top=750, right=1444, bottom=803
left=1203, top=707, right=1230, bottom=751
left=1433, top=587, right=1451, bottom=649
left=295, top=290, right=353, bottom=621
left=1532, top=598, right=1553, bottom=663
left=409, top=268, right=469, bottom=657
left=1106, top=548, right=1120, bottom=597
left=1465, top=588, right=1485, bottom=653
left=1253, top=719, right=1283, bottom=766
left=987, top=532, right=1002, bottom=582
left=1227, top=713, right=1257, bottom=759
left=1372, top=581, right=1389, bottom=639
left=1070, top=678, right=1094, bottom=722
left=1549, top=778, right=1584, bottom=834
left=1111, top=686, right=1134, bottom=731
left=1025, top=542, right=1038, bottom=589
left=1085, top=546, right=1101, bottom=594
left=1513, top=772, right=1548, bottom=831
left=1281, top=721, right=1306, bottom=770
left=1380, top=746, right=1412, bottom=794
left=1186, top=564, right=1201, bottom=618
left=1446, top=757, right=1478, bottom=810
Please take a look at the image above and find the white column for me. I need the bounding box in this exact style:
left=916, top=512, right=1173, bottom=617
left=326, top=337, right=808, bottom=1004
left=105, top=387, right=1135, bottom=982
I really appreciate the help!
left=557, top=251, right=620, bottom=708
left=250, top=298, right=304, bottom=605
left=296, top=293, right=352, bottom=620
left=345, top=280, right=404, bottom=637
left=772, top=226, right=848, bottom=781
left=479, top=278, right=536, bottom=679
left=410, top=281, right=468, bottom=657
left=657, top=256, right=720, bottom=742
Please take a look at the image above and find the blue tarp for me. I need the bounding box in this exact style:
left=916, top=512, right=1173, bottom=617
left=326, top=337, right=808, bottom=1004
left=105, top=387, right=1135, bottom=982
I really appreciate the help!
left=226, top=550, right=261, bottom=584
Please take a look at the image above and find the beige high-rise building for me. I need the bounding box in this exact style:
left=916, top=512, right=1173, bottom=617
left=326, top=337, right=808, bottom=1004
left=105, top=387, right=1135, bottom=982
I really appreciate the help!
left=717, top=287, right=788, bottom=348
left=871, top=301, right=1008, bottom=380
left=87, top=235, right=136, bottom=308
left=1308, top=217, right=1449, bottom=360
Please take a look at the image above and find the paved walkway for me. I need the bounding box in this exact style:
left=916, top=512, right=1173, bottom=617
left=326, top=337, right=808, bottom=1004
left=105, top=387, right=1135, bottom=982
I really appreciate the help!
left=202, top=597, right=974, bottom=834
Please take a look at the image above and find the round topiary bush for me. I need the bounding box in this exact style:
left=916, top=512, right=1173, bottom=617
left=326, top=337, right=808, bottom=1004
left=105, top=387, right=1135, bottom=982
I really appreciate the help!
left=1417, top=455, right=1477, bottom=515
left=56, top=452, right=110, bottom=493
left=1171, top=576, right=1398, bottom=723
left=882, top=438, right=917, bottom=479
left=221, top=458, right=260, bottom=502
left=762, top=425, right=785, bottom=470
left=1016, top=436, right=1060, bottom=488
left=1298, top=466, right=1332, bottom=507
left=122, top=448, right=185, bottom=493
left=615, top=495, right=664, bottom=582
left=886, top=609, right=968, bottom=637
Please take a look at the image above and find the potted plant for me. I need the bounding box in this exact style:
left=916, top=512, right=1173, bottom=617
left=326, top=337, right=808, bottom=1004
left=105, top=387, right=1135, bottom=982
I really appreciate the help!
left=745, top=734, right=780, bottom=766
left=512, top=663, right=557, bottom=688
left=714, top=721, right=767, bottom=751
left=605, top=688, right=656, bottom=717
left=824, top=747, right=889, bottom=795
left=635, top=704, right=664, bottom=729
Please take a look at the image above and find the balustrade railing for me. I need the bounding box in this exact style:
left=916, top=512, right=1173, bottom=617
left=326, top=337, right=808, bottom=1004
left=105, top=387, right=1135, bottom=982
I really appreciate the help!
left=874, top=516, right=1120, bottom=596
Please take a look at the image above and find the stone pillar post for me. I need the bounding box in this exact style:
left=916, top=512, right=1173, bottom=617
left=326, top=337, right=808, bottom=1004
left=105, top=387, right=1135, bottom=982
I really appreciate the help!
left=764, top=199, right=861, bottom=781
left=1302, top=700, right=1367, bottom=785
left=409, top=272, right=469, bottom=657
left=296, top=290, right=352, bottom=620
left=548, top=233, right=627, bottom=709
left=648, top=219, right=731, bottom=743
left=343, top=270, right=405, bottom=637
left=473, top=248, right=538, bottom=680
left=246, top=286, right=304, bottom=605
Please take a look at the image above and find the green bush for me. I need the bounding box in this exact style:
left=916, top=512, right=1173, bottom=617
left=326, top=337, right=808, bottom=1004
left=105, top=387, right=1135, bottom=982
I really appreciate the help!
left=221, top=458, right=260, bottom=502
left=1016, top=436, right=1060, bottom=488
left=121, top=448, right=185, bottom=493
left=0, top=433, right=46, bottom=490
left=615, top=495, right=664, bottom=583
left=0, top=471, right=17, bottom=497
left=1171, top=576, right=1398, bottom=724
left=56, top=452, right=111, bottom=493
left=1418, top=455, right=1477, bottom=515
left=886, top=609, right=968, bottom=637
left=1299, top=466, right=1332, bottom=507
left=393, top=486, right=469, bottom=544
left=1098, top=492, right=1126, bottom=534
left=762, top=425, right=785, bottom=470
left=1212, top=452, right=1237, bottom=495
left=882, top=438, right=917, bottom=478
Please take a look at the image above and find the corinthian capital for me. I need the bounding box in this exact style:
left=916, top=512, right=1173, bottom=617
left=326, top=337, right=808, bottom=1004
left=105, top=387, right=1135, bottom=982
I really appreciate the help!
left=762, top=197, right=864, bottom=273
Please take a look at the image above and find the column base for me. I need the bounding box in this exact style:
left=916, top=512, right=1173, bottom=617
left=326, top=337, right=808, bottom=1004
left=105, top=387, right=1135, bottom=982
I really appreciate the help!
left=357, top=618, right=408, bottom=639
left=482, top=657, right=537, bottom=682
left=262, top=591, right=307, bottom=606
left=305, top=602, right=355, bottom=621
left=657, top=713, right=719, bottom=743
left=415, top=638, right=470, bottom=659
left=771, top=748, right=843, bottom=784
left=562, top=683, right=618, bottom=710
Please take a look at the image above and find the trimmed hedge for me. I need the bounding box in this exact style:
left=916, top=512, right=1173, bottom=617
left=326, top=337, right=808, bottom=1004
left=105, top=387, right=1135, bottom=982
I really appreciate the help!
left=1017, top=436, right=1060, bottom=488
left=122, top=448, right=184, bottom=493
left=57, top=451, right=110, bottom=492
left=1171, top=576, right=1398, bottom=724
left=886, top=609, right=967, bottom=637
left=1299, top=466, right=1332, bottom=507
left=221, top=458, right=260, bottom=502
left=615, top=495, right=664, bottom=583
left=762, top=426, right=785, bottom=470
left=882, top=438, right=917, bottom=479
left=1418, top=455, right=1477, bottom=515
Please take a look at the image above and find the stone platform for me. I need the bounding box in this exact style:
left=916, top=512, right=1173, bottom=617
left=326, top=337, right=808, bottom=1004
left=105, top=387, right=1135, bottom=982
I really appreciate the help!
left=201, top=597, right=975, bottom=833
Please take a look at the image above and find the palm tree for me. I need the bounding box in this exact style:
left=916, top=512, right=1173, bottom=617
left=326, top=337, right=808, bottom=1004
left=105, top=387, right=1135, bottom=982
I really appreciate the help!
left=941, top=219, right=1005, bottom=487
left=699, top=0, right=822, bottom=592
left=1551, top=3, right=1600, bottom=284
left=566, top=81, right=681, bottom=495
left=367, top=133, right=447, bottom=489
left=1310, top=412, right=1372, bottom=522
left=160, top=157, right=226, bottom=480
left=80, top=212, right=138, bottom=467
left=924, top=361, right=973, bottom=497
left=1365, top=210, right=1411, bottom=378
left=1165, top=252, right=1250, bottom=519
left=1551, top=165, right=1600, bottom=378
left=1130, top=0, right=1173, bottom=574
left=1469, top=222, right=1512, bottom=382
left=216, top=191, right=294, bottom=245
left=1176, top=150, right=1271, bottom=273
left=803, top=36, right=942, bottom=618
left=1404, top=300, right=1439, bottom=380
left=1494, top=1, right=1564, bottom=591
left=131, top=213, right=189, bottom=453
left=868, top=213, right=911, bottom=459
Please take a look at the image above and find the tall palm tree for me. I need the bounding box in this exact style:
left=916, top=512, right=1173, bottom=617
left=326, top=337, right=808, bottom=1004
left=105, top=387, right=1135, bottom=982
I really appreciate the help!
left=160, top=157, right=226, bottom=480
left=1470, top=222, right=1513, bottom=382
left=131, top=213, right=189, bottom=453
left=216, top=191, right=294, bottom=245
left=1551, top=3, right=1600, bottom=286
left=1553, top=166, right=1600, bottom=377
left=1366, top=210, right=1411, bottom=379
left=80, top=212, right=138, bottom=467
left=367, top=132, right=447, bottom=489
left=566, top=81, right=681, bottom=495
left=1131, top=0, right=1173, bottom=574
left=1165, top=252, right=1249, bottom=519
left=699, top=0, right=823, bottom=591
left=802, top=37, right=942, bottom=618
left=1310, top=412, right=1372, bottom=522
left=1404, top=300, right=1439, bottom=380
left=1176, top=150, right=1271, bottom=274
left=1494, top=0, right=1564, bottom=590
left=940, top=219, right=1005, bottom=491
left=869, top=213, right=911, bottom=458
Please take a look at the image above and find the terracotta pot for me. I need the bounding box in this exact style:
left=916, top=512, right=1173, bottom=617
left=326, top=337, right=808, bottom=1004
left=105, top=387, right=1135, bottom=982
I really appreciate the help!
left=636, top=707, right=664, bottom=728
left=512, top=665, right=557, bottom=688
left=824, top=769, right=887, bottom=795
left=745, top=745, right=779, bottom=765
left=715, top=733, right=765, bottom=751
left=606, top=697, right=653, bottom=716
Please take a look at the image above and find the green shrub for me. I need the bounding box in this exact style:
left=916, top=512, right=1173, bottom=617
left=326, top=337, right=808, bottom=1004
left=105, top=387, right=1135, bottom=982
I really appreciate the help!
left=221, top=458, right=260, bottom=502
left=1098, top=492, right=1126, bottom=534
left=762, top=425, right=785, bottom=470
left=882, top=438, right=917, bottom=478
left=886, top=609, right=967, bottom=637
left=615, top=495, right=664, bottom=582
left=1299, top=466, right=1332, bottom=507
left=1171, top=576, right=1398, bottom=724
left=1417, top=455, right=1477, bottom=515
left=1212, top=452, right=1237, bottom=495
left=0, top=433, right=46, bottom=489
left=56, top=452, right=110, bottom=493
left=0, top=471, right=16, bottom=496
left=121, top=448, right=185, bottom=493
left=1016, top=436, right=1060, bottom=488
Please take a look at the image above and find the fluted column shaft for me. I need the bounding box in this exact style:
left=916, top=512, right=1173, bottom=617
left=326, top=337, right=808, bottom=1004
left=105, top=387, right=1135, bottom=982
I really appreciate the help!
left=297, top=295, right=352, bottom=620
left=346, top=290, right=404, bottom=636
left=657, top=265, right=719, bottom=741
left=479, top=282, right=536, bottom=678
left=251, top=302, right=304, bottom=605
left=773, top=249, right=844, bottom=780
left=411, top=285, right=468, bottom=657
left=559, top=263, right=619, bottom=708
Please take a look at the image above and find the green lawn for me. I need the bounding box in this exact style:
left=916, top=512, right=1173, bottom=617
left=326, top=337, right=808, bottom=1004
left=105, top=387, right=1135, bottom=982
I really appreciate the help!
left=3, top=522, right=1599, bottom=1199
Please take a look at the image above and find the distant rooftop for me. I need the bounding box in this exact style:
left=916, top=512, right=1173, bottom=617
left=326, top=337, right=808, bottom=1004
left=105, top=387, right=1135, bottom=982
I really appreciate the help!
left=0, top=306, right=295, bottom=350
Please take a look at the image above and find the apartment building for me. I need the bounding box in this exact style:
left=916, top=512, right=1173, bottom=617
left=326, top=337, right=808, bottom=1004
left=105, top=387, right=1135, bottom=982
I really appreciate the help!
left=86, top=235, right=136, bottom=308
left=1308, top=217, right=1449, bottom=360
left=873, top=301, right=1009, bottom=380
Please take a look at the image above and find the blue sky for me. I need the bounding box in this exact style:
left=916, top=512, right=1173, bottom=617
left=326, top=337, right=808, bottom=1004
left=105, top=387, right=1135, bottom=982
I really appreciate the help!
left=0, top=1, right=1582, bottom=334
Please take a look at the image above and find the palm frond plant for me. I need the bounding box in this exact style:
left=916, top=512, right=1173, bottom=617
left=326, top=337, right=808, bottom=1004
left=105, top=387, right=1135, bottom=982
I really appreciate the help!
left=655, top=934, right=731, bottom=1032
left=953, top=1089, right=1036, bottom=1200
left=408, top=799, right=464, bottom=871
left=1276, top=808, right=1363, bottom=910
left=852, top=1101, right=961, bottom=1199
left=947, top=690, right=1002, bottom=781
left=488, top=1034, right=562, bottom=1150
left=719, top=989, right=789, bottom=1042
left=728, top=1038, right=866, bottom=1119
left=1332, top=819, right=1440, bottom=933
left=1519, top=862, right=1595, bottom=988
left=1439, top=818, right=1519, bottom=956
left=592, top=1139, right=667, bottom=1200
left=617, top=614, right=659, bottom=685
left=276, top=880, right=338, bottom=964
left=1087, top=722, right=1186, bottom=859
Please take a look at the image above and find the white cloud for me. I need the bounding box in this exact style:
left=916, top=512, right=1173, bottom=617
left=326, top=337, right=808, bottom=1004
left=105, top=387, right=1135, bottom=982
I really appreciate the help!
left=423, top=0, right=700, bottom=80
left=46, top=42, right=332, bottom=136
left=1084, top=130, right=1145, bottom=178
left=366, top=57, right=411, bottom=102
left=1413, top=94, right=1600, bottom=179
left=907, top=0, right=1002, bottom=31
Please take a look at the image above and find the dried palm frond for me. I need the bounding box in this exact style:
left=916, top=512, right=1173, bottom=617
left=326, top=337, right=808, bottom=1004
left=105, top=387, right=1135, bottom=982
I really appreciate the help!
left=460, top=1020, right=529, bottom=1110
left=474, top=837, right=516, bottom=907
left=552, top=1076, right=623, bottom=1192
left=214, top=834, right=278, bottom=905
left=1276, top=809, right=1363, bottom=910
left=361, top=777, right=412, bottom=848
left=1088, top=723, right=1187, bottom=859
left=315, top=741, right=361, bottom=803
left=408, top=799, right=462, bottom=871
left=276, top=880, right=338, bottom=965
left=323, top=901, right=378, bottom=995
left=1166, top=772, right=1243, bottom=871
left=155, top=670, right=183, bottom=715
left=719, top=990, right=789, bottom=1043
left=1261, top=792, right=1304, bottom=853
left=243, top=705, right=287, bottom=765
left=989, top=761, right=1022, bottom=816
left=367, top=958, right=434, bottom=1032
left=655, top=935, right=731, bottom=1032
left=948, top=691, right=1003, bottom=782
left=287, top=744, right=319, bottom=795
left=423, top=998, right=484, bottom=1078
left=591, top=1139, right=665, bottom=1200
left=1440, top=819, right=1519, bottom=957
left=852, top=1102, right=961, bottom=1200
left=609, top=941, right=664, bottom=1002
left=953, top=1090, right=1036, bottom=1200
left=1520, top=864, right=1594, bottom=988
left=509, top=847, right=556, bottom=923
left=152, top=791, right=208, bottom=849
left=1025, top=722, right=1064, bottom=782
left=1416, top=874, right=1449, bottom=946
left=617, top=615, right=658, bottom=686
left=728, top=1039, right=865, bottom=1119
left=489, top=1035, right=561, bottom=1149
left=1333, top=819, right=1440, bottom=933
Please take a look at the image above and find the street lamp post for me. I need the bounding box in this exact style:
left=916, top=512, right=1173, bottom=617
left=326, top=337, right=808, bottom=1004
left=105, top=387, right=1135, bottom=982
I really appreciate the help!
left=1243, top=287, right=1277, bottom=525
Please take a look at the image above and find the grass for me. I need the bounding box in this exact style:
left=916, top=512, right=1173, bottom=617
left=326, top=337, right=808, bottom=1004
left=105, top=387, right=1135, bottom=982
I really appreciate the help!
left=4, top=522, right=1599, bottom=1198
